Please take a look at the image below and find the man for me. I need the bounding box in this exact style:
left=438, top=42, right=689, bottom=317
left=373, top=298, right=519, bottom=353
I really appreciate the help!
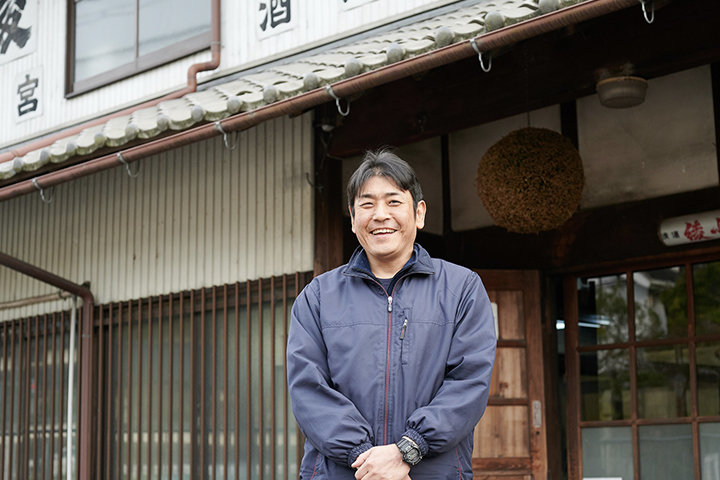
left=287, top=149, right=496, bottom=479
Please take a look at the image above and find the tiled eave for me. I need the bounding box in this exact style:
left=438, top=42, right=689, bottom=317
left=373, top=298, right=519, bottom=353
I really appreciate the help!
left=1, top=0, right=597, bottom=183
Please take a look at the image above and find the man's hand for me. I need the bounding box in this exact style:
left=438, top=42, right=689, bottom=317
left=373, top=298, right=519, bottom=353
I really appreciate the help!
left=351, top=444, right=411, bottom=480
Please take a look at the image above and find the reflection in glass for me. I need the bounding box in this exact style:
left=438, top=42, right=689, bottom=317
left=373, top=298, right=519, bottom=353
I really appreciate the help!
left=697, top=341, right=720, bottom=417
left=139, top=0, right=211, bottom=55
left=637, top=345, right=690, bottom=419
left=581, top=349, right=630, bottom=421
left=693, top=262, right=720, bottom=336
left=577, top=274, right=628, bottom=346
left=582, top=427, right=633, bottom=480
left=700, top=423, right=720, bottom=480
left=639, top=424, right=693, bottom=480
left=75, top=0, right=135, bottom=82
left=634, top=266, right=687, bottom=341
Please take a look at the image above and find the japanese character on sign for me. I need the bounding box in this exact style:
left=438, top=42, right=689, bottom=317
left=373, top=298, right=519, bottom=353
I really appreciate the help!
left=672, top=231, right=680, bottom=239
left=17, top=73, right=38, bottom=116
left=259, top=0, right=291, bottom=32
left=711, top=218, right=720, bottom=235
left=0, top=0, right=31, bottom=54
left=684, top=220, right=708, bottom=242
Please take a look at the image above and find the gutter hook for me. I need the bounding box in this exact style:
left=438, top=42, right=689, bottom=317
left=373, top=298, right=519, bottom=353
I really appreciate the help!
left=470, top=38, right=492, bottom=73
left=32, top=178, right=54, bottom=204
left=117, top=152, right=140, bottom=178
left=215, top=121, right=239, bottom=150
left=640, top=0, right=654, bottom=24
left=326, top=85, right=350, bottom=117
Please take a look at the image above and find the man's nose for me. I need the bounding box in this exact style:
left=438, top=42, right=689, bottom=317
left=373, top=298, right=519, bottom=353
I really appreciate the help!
left=373, top=203, right=390, bottom=220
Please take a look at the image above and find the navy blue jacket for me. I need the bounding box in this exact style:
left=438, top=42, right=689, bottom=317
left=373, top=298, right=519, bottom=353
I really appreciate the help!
left=287, top=245, right=496, bottom=479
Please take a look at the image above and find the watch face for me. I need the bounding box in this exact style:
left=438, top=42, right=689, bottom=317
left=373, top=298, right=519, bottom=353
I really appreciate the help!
left=398, top=438, right=422, bottom=466
left=404, top=448, right=420, bottom=465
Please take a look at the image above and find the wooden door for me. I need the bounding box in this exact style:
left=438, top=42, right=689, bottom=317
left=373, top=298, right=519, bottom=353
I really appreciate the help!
left=472, top=270, right=547, bottom=480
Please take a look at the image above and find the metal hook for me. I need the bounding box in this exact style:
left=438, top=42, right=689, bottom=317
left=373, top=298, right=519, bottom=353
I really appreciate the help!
left=32, top=178, right=54, bottom=204
left=470, top=38, right=492, bottom=73
left=640, top=0, right=654, bottom=24
left=325, top=85, right=350, bottom=117
left=117, top=152, right=140, bottom=178
left=215, top=121, right=239, bottom=150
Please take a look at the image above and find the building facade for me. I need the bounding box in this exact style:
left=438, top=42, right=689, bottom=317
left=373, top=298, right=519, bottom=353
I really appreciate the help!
left=1, top=0, right=719, bottom=479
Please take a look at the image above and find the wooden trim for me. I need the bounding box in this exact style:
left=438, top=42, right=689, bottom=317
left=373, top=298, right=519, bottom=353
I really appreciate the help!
left=563, top=275, right=581, bottom=480
left=473, top=457, right=533, bottom=472
left=487, top=398, right=530, bottom=406
left=524, top=271, right=548, bottom=480
left=542, top=277, right=564, bottom=480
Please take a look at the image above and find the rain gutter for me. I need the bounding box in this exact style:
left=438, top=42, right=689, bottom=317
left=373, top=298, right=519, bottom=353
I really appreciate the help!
left=0, top=251, right=95, bottom=480
left=0, top=0, right=639, bottom=203
left=0, top=0, right=222, bottom=165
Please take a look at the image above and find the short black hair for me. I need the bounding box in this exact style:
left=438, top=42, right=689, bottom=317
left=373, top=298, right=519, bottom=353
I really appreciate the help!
left=347, top=149, right=423, bottom=216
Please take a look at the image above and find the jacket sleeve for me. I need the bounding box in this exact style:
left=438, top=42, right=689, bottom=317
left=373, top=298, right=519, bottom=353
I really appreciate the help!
left=403, top=271, right=496, bottom=457
left=286, top=280, right=375, bottom=468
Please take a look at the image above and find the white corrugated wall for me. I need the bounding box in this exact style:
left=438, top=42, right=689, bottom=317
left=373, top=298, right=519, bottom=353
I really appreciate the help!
left=0, top=113, right=314, bottom=321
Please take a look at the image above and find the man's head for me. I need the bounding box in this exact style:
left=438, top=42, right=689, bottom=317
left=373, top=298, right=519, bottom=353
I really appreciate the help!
left=347, top=149, right=426, bottom=277
left=347, top=149, right=424, bottom=217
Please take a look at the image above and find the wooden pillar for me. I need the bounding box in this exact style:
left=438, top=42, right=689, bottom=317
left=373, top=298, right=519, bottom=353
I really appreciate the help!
left=313, top=112, right=345, bottom=276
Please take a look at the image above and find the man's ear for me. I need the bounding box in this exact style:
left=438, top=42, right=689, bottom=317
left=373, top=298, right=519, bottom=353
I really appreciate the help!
left=415, top=200, right=427, bottom=230
left=349, top=205, right=356, bottom=233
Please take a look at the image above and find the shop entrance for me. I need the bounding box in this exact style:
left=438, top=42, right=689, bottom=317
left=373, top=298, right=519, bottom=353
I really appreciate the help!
left=472, top=270, right=549, bottom=480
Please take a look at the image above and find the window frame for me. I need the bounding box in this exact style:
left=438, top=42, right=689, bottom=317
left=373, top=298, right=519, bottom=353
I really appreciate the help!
left=564, top=251, right=720, bottom=480
left=65, top=0, right=212, bottom=97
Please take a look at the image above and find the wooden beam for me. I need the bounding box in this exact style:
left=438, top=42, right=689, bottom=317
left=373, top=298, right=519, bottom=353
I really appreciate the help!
left=440, top=186, right=720, bottom=272
left=329, top=0, right=720, bottom=157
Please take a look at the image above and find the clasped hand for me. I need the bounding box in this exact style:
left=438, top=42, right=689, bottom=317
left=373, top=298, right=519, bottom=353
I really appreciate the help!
left=351, top=444, right=411, bottom=480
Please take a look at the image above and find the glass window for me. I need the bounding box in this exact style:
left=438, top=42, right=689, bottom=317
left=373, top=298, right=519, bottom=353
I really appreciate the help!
left=581, top=349, right=631, bottom=421
left=633, top=267, right=687, bottom=341
left=138, top=0, right=211, bottom=56
left=693, top=262, right=720, bottom=337
left=70, top=0, right=211, bottom=92
left=697, top=341, right=720, bottom=417
left=582, top=426, right=633, bottom=480
left=700, top=423, right=720, bottom=480
left=578, top=274, right=629, bottom=346
left=637, top=344, right=690, bottom=419
left=639, top=424, right=693, bottom=480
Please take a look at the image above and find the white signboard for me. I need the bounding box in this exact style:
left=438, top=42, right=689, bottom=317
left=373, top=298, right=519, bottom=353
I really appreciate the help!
left=14, top=65, right=42, bottom=123
left=0, top=0, right=38, bottom=65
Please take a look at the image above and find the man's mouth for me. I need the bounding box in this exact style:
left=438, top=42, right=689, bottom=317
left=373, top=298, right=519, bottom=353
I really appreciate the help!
left=371, top=228, right=396, bottom=235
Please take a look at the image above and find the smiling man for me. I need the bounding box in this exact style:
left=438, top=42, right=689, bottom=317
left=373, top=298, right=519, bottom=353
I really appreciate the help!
left=287, top=149, right=496, bottom=480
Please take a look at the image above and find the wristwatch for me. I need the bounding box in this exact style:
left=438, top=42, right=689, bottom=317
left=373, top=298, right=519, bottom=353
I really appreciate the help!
left=396, top=436, right=422, bottom=466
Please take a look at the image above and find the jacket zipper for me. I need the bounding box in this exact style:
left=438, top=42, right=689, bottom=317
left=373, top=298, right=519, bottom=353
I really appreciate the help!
left=381, top=274, right=411, bottom=445
left=359, top=271, right=416, bottom=445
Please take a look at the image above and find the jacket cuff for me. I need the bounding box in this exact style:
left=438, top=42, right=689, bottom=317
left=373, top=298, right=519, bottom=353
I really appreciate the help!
left=402, top=428, right=428, bottom=457
left=348, top=442, right=373, bottom=468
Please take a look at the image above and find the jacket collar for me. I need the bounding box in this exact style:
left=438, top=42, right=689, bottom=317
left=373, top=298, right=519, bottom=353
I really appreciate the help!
left=343, top=243, right=435, bottom=280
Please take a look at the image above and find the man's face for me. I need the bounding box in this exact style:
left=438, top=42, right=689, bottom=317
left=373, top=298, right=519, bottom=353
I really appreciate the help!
left=350, top=176, right=426, bottom=274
